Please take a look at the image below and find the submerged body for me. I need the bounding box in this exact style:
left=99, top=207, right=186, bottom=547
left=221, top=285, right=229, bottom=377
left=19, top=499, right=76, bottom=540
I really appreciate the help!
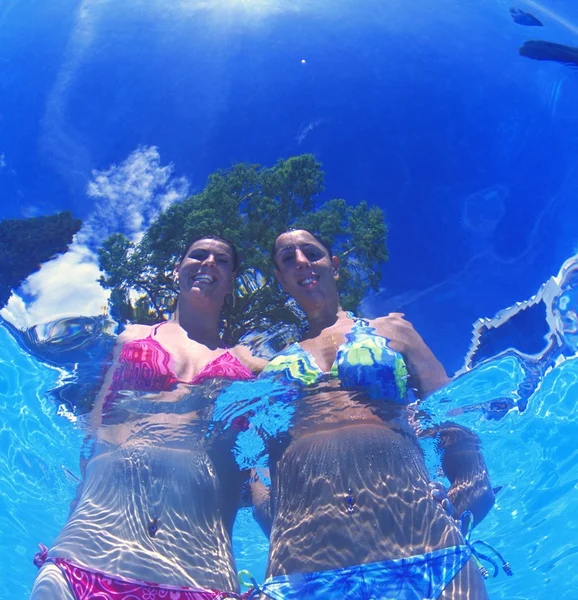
left=259, top=317, right=488, bottom=599
left=253, top=229, right=493, bottom=599
left=32, top=328, right=254, bottom=599
left=30, top=237, right=261, bottom=600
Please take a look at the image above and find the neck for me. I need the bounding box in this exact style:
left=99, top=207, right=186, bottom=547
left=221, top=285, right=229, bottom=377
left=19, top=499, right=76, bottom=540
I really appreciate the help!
left=174, top=299, right=224, bottom=349
left=305, top=301, right=347, bottom=338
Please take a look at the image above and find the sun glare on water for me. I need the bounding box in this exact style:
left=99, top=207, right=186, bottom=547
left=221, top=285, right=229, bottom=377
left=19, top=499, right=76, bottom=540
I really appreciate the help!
left=180, top=0, right=302, bottom=18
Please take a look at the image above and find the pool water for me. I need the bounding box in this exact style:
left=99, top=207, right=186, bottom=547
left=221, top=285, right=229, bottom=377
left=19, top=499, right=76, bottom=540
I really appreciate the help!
left=0, top=325, right=83, bottom=599
left=2, top=278, right=578, bottom=598
left=424, top=354, right=578, bottom=599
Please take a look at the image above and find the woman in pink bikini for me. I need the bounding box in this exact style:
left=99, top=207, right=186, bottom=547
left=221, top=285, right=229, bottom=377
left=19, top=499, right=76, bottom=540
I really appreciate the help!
left=30, top=235, right=264, bottom=600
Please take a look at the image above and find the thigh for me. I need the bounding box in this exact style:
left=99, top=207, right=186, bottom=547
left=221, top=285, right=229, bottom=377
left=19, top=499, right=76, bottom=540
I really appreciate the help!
left=438, top=557, right=490, bottom=600
left=29, top=563, right=75, bottom=600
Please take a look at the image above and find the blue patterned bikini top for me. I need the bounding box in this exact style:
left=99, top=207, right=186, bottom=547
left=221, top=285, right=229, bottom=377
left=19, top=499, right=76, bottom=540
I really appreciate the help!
left=261, top=313, right=409, bottom=404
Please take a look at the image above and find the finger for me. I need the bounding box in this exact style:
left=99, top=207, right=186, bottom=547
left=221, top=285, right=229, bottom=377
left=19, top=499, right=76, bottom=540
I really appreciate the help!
left=441, top=498, right=455, bottom=517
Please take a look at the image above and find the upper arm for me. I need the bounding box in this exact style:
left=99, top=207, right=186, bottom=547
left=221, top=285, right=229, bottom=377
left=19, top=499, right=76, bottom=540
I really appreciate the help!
left=372, top=314, right=450, bottom=398
left=232, top=344, right=268, bottom=374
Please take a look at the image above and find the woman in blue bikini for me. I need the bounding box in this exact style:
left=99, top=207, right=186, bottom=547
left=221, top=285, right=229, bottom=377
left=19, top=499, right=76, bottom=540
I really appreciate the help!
left=253, top=229, right=494, bottom=599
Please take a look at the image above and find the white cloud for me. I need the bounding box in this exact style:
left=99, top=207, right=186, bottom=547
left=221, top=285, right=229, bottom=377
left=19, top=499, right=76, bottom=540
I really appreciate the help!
left=0, top=153, right=5, bottom=168
left=1, top=240, right=108, bottom=328
left=38, top=0, right=102, bottom=191
left=295, top=118, right=327, bottom=144
left=81, top=146, right=189, bottom=246
left=1, top=146, right=189, bottom=329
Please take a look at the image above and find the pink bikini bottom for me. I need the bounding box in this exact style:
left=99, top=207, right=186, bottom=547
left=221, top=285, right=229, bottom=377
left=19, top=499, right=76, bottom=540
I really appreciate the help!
left=34, top=546, right=249, bottom=600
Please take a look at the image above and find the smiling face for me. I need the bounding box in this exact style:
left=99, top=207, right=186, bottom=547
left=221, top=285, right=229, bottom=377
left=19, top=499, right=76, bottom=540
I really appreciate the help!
left=273, top=230, right=340, bottom=313
left=175, top=238, right=237, bottom=310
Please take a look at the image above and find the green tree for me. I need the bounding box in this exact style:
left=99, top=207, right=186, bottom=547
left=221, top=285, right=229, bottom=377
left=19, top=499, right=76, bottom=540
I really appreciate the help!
left=0, top=211, right=82, bottom=307
left=98, top=155, right=388, bottom=347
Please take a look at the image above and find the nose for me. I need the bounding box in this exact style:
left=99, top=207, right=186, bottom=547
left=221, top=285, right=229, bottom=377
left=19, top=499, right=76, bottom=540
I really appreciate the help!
left=295, top=248, right=310, bottom=268
left=202, top=253, right=217, bottom=266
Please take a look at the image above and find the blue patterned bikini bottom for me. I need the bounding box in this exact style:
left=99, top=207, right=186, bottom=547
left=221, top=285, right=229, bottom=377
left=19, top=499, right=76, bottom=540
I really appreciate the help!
left=256, top=545, right=472, bottom=600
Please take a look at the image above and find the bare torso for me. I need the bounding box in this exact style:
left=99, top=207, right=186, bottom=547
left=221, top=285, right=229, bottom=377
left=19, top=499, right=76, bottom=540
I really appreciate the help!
left=266, top=384, right=462, bottom=576
left=262, top=315, right=487, bottom=598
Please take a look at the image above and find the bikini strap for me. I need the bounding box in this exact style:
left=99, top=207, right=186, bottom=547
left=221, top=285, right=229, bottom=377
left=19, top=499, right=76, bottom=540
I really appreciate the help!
left=346, top=311, right=370, bottom=327
left=33, top=543, right=49, bottom=568
left=150, top=321, right=169, bottom=337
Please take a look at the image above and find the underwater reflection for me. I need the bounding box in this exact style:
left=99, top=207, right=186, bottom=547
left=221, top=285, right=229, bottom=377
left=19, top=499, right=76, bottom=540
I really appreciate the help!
left=45, top=381, right=253, bottom=594
left=3, top=315, right=117, bottom=416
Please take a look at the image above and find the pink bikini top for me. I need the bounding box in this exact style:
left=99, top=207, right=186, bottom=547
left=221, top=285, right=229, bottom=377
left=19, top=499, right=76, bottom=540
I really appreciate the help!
left=106, top=322, right=253, bottom=399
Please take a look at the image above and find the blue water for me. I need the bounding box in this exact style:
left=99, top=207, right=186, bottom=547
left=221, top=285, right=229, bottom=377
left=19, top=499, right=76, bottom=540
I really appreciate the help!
left=425, top=355, right=578, bottom=599
left=3, top=0, right=578, bottom=597
left=3, top=288, right=578, bottom=598
left=0, top=325, right=83, bottom=598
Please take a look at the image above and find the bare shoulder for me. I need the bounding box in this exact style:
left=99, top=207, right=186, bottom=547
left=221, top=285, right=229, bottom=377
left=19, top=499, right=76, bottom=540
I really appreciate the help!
left=231, top=343, right=268, bottom=374
left=115, top=324, right=153, bottom=345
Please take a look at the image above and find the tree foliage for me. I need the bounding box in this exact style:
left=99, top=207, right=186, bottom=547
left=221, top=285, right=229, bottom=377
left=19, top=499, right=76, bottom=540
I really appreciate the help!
left=98, top=155, right=388, bottom=347
left=0, top=211, right=82, bottom=307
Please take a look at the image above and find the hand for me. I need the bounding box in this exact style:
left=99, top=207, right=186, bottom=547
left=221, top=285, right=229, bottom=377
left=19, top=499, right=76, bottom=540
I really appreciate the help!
left=429, top=481, right=455, bottom=518
left=373, top=313, right=416, bottom=355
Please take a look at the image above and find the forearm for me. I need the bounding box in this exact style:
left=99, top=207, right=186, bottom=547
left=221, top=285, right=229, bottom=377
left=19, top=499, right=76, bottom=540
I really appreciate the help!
left=437, top=423, right=495, bottom=526
left=446, top=458, right=494, bottom=525
left=253, top=498, right=273, bottom=538
left=250, top=469, right=272, bottom=537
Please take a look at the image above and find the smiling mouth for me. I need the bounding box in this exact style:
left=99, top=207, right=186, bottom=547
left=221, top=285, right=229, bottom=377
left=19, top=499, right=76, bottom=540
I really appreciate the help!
left=298, top=275, right=319, bottom=287
left=192, top=274, right=216, bottom=285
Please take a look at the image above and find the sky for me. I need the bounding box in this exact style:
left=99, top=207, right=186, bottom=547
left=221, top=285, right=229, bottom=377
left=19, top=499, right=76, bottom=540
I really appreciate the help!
left=2, top=0, right=578, bottom=371
left=1, top=146, right=190, bottom=327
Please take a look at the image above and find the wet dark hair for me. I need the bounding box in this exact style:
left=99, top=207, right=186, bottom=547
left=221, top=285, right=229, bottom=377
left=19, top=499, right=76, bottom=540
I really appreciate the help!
left=179, top=235, right=240, bottom=271
left=270, top=228, right=333, bottom=268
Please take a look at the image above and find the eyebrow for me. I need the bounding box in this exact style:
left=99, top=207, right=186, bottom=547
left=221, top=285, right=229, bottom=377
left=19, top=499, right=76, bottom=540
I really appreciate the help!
left=189, top=248, right=231, bottom=258
left=276, top=243, right=319, bottom=254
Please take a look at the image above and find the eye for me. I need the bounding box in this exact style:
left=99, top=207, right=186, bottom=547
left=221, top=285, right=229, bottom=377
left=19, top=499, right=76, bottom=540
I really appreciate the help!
left=305, top=249, right=323, bottom=261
